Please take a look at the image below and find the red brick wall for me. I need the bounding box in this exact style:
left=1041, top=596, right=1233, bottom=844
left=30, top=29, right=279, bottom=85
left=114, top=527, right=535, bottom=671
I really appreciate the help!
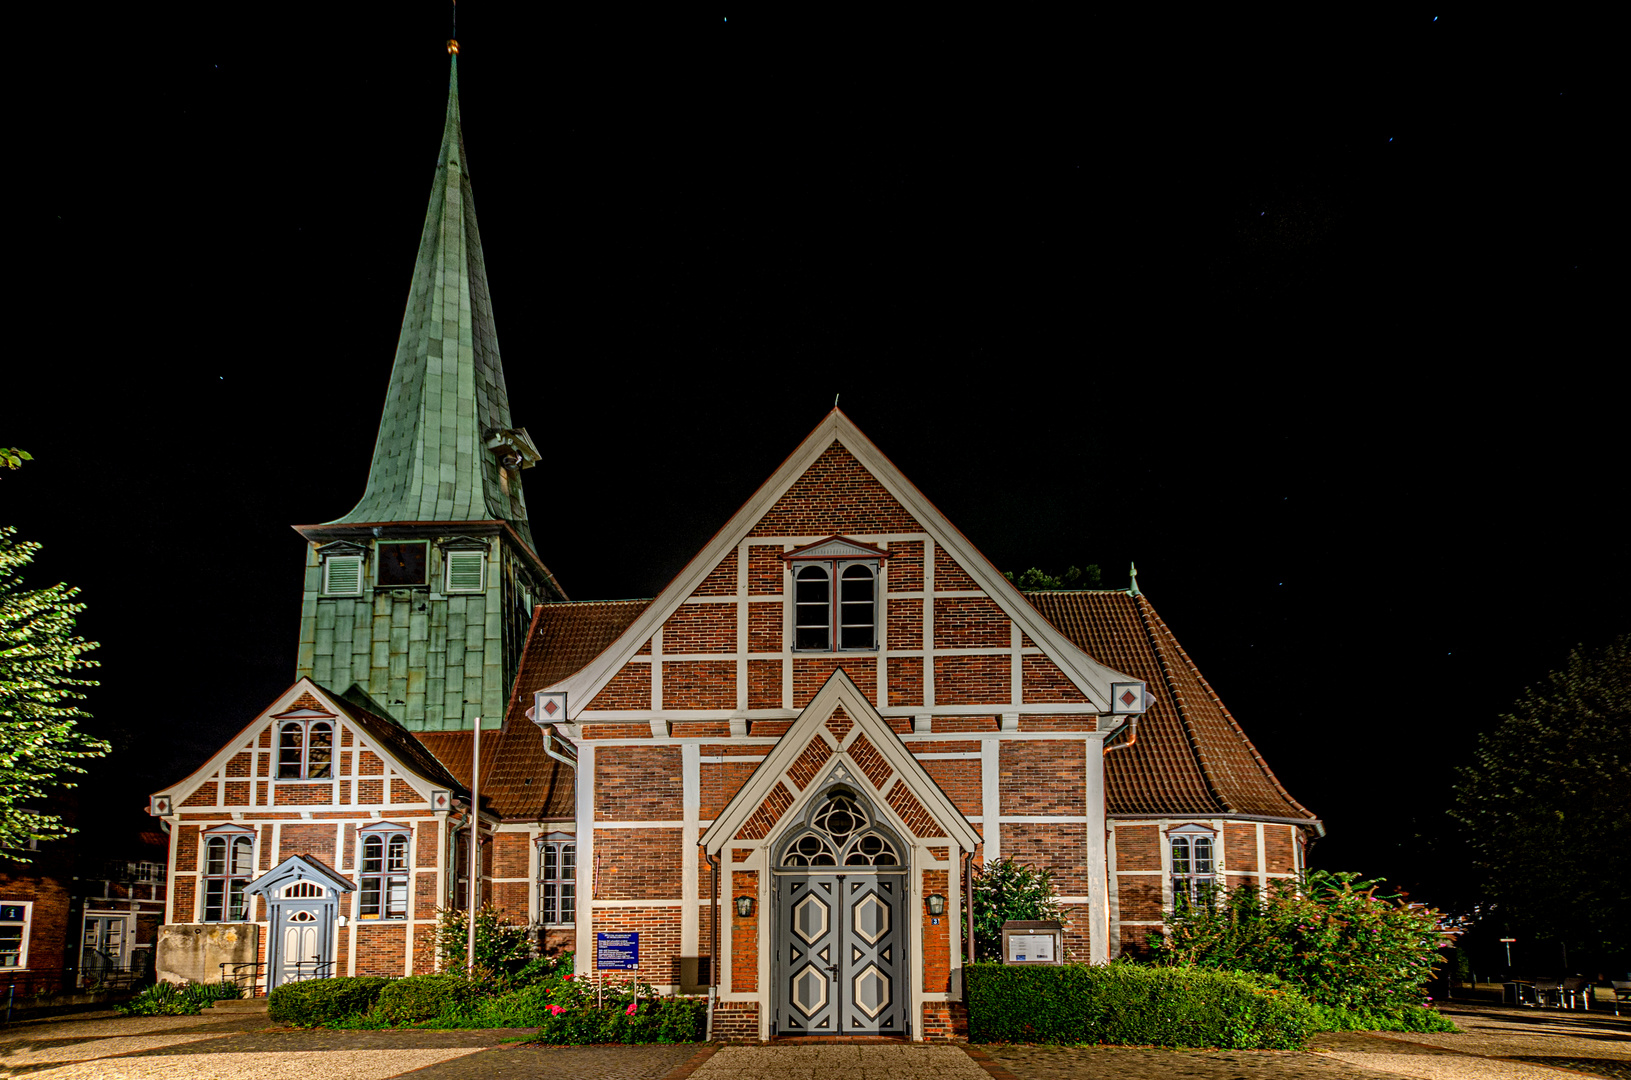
left=359, top=752, right=383, bottom=775
left=846, top=732, right=895, bottom=790
left=358, top=778, right=383, bottom=804
left=933, top=547, right=978, bottom=591
left=748, top=442, right=920, bottom=536
left=1059, top=902, right=1091, bottom=962
left=713, top=1000, right=759, bottom=1042
left=1001, top=822, right=1087, bottom=893
left=736, top=783, right=794, bottom=840
left=354, top=924, right=405, bottom=976
left=492, top=832, right=530, bottom=880
left=277, top=823, right=337, bottom=863
left=1019, top=715, right=1097, bottom=731
left=701, top=760, right=759, bottom=819
left=663, top=661, right=736, bottom=709
left=920, top=759, right=981, bottom=817
left=748, top=604, right=781, bottom=652
left=222, top=780, right=249, bottom=806
left=225, top=753, right=251, bottom=777
left=887, top=656, right=922, bottom=708
left=1224, top=823, right=1257, bottom=873
left=786, top=737, right=833, bottom=790
left=663, top=604, right=736, bottom=653
left=274, top=783, right=333, bottom=806
left=999, top=742, right=1084, bottom=815
left=390, top=780, right=420, bottom=804
left=934, top=597, right=1009, bottom=648
left=1113, top=824, right=1160, bottom=870
left=0, top=865, right=71, bottom=971
left=887, top=598, right=922, bottom=649
left=596, top=747, right=682, bottom=820
left=886, top=780, right=946, bottom=838
left=793, top=657, right=875, bottom=707
left=1118, top=877, right=1163, bottom=921
left=172, top=877, right=196, bottom=923
left=887, top=541, right=922, bottom=592
left=414, top=924, right=437, bottom=974
left=1021, top=656, right=1091, bottom=704
left=748, top=547, right=783, bottom=594
left=693, top=549, right=738, bottom=596
left=748, top=660, right=781, bottom=710
left=1265, top=824, right=1295, bottom=872
left=922, top=869, right=949, bottom=992
left=176, top=825, right=199, bottom=872
left=934, top=655, right=1008, bottom=705
left=594, top=828, right=682, bottom=899
left=588, top=663, right=652, bottom=710
left=731, top=870, right=758, bottom=992
left=181, top=786, right=214, bottom=808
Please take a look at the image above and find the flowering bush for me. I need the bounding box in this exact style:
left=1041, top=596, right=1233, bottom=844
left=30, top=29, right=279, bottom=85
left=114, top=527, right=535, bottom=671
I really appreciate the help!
left=433, top=905, right=533, bottom=982
left=1150, top=871, right=1447, bottom=1011
left=526, top=972, right=707, bottom=1045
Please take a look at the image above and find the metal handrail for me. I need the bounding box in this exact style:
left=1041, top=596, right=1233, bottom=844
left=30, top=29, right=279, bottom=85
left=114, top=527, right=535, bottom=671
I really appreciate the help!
left=220, top=959, right=337, bottom=996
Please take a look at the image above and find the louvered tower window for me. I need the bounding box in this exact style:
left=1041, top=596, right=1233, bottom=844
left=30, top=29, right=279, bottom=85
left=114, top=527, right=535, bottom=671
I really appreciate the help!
left=323, top=555, right=364, bottom=596
left=445, top=551, right=486, bottom=593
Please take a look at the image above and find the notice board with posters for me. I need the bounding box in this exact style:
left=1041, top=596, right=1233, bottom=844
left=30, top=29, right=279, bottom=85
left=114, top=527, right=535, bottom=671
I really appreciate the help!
left=1000, top=920, right=1063, bottom=965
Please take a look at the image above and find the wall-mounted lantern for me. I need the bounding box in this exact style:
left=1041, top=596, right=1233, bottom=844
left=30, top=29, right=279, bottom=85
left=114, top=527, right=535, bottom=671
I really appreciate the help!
left=736, top=895, right=755, bottom=918
left=926, top=894, right=946, bottom=917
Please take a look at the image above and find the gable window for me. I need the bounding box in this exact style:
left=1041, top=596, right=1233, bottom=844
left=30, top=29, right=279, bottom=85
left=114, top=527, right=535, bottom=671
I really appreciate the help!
left=278, top=721, right=333, bottom=780
left=785, top=537, right=887, bottom=653
left=377, top=542, right=428, bottom=587
left=536, top=837, right=576, bottom=925
left=1169, top=828, right=1216, bottom=911
left=204, top=830, right=255, bottom=922
left=0, top=902, right=30, bottom=968
left=359, top=826, right=410, bottom=919
left=322, top=554, right=364, bottom=596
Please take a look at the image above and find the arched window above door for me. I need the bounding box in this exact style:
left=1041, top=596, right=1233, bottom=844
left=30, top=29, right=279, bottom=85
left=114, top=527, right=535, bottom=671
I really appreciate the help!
left=778, top=787, right=904, bottom=868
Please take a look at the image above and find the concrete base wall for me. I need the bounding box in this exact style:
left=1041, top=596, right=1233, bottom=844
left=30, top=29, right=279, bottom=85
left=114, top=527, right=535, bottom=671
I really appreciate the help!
left=156, top=923, right=259, bottom=985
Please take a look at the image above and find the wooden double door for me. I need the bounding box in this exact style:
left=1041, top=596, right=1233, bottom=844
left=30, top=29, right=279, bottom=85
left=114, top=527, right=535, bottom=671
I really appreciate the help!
left=775, top=872, right=906, bottom=1035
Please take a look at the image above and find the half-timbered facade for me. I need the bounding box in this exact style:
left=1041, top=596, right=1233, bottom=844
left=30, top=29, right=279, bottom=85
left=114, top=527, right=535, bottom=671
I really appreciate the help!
left=150, top=48, right=1319, bottom=1035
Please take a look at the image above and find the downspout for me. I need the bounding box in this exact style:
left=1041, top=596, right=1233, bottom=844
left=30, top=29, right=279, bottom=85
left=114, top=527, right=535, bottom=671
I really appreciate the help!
left=964, top=851, right=975, bottom=965
left=540, top=725, right=577, bottom=773
left=704, top=850, right=718, bottom=1039
left=1102, top=716, right=1139, bottom=757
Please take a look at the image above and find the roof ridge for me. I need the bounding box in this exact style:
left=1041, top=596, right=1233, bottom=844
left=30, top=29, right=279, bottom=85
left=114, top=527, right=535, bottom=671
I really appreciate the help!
left=1131, top=592, right=1225, bottom=814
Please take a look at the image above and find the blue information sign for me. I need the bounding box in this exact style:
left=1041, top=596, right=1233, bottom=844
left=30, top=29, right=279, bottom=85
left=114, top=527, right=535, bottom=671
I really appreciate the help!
left=597, top=932, right=639, bottom=971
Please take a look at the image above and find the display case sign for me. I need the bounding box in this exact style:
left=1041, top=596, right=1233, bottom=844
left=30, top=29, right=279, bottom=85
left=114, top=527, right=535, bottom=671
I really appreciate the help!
left=597, top=932, right=639, bottom=970
left=1000, top=919, right=1064, bottom=965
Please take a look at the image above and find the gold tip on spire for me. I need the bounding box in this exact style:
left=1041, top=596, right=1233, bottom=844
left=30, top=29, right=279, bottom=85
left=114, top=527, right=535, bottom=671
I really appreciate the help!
left=447, top=39, right=459, bottom=55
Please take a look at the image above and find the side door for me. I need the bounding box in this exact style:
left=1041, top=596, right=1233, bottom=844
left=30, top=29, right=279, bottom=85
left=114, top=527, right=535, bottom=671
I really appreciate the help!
left=80, top=917, right=126, bottom=982
left=270, top=899, right=331, bottom=987
left=778, top=873, right=841, bottom=1033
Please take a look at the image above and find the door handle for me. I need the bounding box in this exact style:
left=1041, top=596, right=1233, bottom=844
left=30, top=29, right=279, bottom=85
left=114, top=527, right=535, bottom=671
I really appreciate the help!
left=825, top=965, right=838, bottom=978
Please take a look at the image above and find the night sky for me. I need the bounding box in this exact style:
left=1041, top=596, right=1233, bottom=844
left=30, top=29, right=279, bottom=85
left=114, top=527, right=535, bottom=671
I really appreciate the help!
left=9, top=10, right=1621, bottom=909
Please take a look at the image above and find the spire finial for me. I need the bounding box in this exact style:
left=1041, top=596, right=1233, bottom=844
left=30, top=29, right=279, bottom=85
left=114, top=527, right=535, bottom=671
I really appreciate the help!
left=1128, top=562, right=1140, bottom=595
left=447, top=0, right=458, bottom=54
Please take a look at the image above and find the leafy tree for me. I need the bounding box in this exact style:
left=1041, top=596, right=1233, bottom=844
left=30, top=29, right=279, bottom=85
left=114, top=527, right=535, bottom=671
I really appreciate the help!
left=1451, top=635, right=1630, bottom=967
left=1, top=447, right=30, bottom=473
left=1004, top=564, right=1103, bottom=590
left=965, top=856, right=1066, bottom=960
left=1150, top=872, right=1447, bottom=1010
left=1, top=525, right=108, bottom=858
left=435, top=904, right=533, bottom=978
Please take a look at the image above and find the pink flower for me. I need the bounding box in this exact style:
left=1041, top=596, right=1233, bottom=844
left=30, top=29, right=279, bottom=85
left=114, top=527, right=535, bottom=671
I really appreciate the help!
left=626, top=1003, right=638, bottom=1015
left=548, top=1004, right=563, bottom=1015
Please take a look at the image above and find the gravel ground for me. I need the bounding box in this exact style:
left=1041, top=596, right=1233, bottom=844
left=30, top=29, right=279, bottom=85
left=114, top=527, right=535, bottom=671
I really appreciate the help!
left=692, top=1044, right=989, bottom=1078
left=977, top=1044, right=1406, bottom=1080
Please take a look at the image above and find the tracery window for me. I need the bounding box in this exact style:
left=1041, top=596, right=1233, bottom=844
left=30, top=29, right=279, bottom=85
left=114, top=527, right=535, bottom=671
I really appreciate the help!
left=779, top=789, right=902, bottom=867
left=278, top=721, right=333, bottom=780
left=1169, top=828, right=1216, bottom=910
left=536, top=838, right=576, bottom=925
left=203, top=830, right=254, bottom=922
left=359, top=826, right=410, bottom=919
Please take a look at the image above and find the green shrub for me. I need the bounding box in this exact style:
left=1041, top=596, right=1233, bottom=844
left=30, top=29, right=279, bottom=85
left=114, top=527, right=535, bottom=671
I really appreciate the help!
left=964, top=962, right=1318, bottom=1048
left=119, top=980, right=242, bottom=1017
left=373, top=974, right=482, bottom=1025
left=434, top=905, right=532, bottom=980
left=1313, top=1003, right=1458, bottom=1033
left=967, top=857, right=1067, bottom=961
left=1150, top=871, right=1447, bottom=1011
left=267, top=976, right=390, bottom=1026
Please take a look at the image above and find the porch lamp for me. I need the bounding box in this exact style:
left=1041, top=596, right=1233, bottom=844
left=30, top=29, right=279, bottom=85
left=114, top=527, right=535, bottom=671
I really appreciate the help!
left=927, top=894, right=946, bottom=917
left=736, top=895, right=755, bottom=918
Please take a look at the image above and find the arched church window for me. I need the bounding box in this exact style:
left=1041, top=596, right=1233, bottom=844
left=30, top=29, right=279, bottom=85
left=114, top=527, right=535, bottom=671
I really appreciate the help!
left=203, top=830, right=254, bottom=922
left=779, top=789, right=904, bottom=868
left=794, top=564, right=831, bottom=651
left=277, top=721, right=333, bottom=780
left=359, top=826, right=410, bottom=919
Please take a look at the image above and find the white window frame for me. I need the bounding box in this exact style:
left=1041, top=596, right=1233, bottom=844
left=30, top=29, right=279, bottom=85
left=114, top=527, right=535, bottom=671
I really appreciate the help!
left=201, top=827, right=256, bottom=923
left=322, top=554, right=365, bottom=596
left=791, top=558, right=879, bottom=653
left=276, top=720, right=334, bottom=780
left=1168, top=825, right=1217, bottom=912
left=357, top=824, right=411, bottom=920
left=0, top=900, right=33, bottom=970
left=536, top=835, right=577, bottom=927
left=445, top=550, right=487, bottom=594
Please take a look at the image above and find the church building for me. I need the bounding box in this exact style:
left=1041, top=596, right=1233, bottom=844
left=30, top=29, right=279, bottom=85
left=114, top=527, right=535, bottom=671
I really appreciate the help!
left=149, top=50, right=1320, bottom=1042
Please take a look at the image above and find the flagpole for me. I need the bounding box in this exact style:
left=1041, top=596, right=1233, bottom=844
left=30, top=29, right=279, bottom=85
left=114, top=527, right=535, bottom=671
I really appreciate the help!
left=468, top=715, right=480, bottom=975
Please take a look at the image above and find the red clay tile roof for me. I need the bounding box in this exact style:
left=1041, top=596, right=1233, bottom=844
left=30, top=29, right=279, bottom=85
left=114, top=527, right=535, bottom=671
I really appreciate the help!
left=1025, top=591, right=1318, bottom=825
left=416, top=600, right=651, bottom=822
left=321, top=689, right=464, bottom=793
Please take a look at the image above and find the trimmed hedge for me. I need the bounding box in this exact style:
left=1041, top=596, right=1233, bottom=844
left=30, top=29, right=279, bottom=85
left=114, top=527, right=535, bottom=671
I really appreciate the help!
left=530, top=996, right=708, bottom=1045
left=268, top=976, right=391, bottom=1026
left=374, top=974, right=483, bottom=1025
left=965, top=962, right=1318, bottom=1048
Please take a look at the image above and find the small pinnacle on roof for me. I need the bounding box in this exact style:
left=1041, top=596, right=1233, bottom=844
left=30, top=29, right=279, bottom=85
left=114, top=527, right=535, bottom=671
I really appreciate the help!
left=447, top=39, right=459, bottom=55
left=1128, top=562, right=1140, bottom=595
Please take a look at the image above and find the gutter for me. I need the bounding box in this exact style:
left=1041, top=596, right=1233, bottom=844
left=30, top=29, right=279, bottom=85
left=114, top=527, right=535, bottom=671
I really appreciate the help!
left=1108, top=811, right=1326, bottom=838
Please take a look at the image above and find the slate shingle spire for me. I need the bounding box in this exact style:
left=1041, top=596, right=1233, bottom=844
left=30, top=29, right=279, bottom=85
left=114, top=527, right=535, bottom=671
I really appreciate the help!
left=331, top=54, right=534, bottom=549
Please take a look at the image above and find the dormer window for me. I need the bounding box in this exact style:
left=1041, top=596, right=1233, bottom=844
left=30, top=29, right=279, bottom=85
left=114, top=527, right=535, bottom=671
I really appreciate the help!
left=276, top=719, right=334, bottom=779
left=784, top=537, right=888, bottom=652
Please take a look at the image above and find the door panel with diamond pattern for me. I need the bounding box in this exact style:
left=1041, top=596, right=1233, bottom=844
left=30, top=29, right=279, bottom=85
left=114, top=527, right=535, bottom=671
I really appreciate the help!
left=777, top=873, right=905, bottom=1035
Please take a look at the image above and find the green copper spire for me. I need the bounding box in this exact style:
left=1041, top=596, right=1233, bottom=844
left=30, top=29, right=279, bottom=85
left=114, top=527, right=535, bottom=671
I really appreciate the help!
left=332, top=56, right=534, bottom=548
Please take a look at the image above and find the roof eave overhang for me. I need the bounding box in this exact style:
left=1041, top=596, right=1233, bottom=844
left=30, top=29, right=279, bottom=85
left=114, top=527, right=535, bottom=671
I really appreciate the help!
left=291, top=520, right=566, bottom=601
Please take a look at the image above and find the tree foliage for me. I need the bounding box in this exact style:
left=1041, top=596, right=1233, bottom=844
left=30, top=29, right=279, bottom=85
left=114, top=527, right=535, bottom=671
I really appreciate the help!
left=966, top=856, right=1066, bottom=960
left=1150, top=872, right=1447, bottom=1010
left=0, top=525, right=108, bottom=858
left=1004, top=564, right=1103, bottom=590
left=1451, top=635, right=1630, bottom=964
left=434, top=904, right=533, bottom=977
left=0, top=447, right=31, bottom=473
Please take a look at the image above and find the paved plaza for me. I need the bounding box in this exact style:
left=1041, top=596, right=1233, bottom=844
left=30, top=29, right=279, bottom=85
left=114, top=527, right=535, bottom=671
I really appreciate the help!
left=0, top=1001, right=1622, bottom=1079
